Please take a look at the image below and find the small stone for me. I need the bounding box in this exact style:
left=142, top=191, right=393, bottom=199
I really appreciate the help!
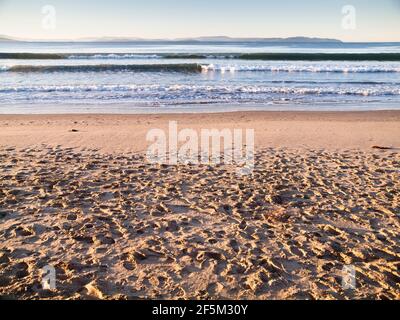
left=372, top=146, right=392, bottom=150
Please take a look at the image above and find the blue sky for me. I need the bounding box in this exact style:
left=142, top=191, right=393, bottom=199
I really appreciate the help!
left=0, top=0, right=399, bottom=41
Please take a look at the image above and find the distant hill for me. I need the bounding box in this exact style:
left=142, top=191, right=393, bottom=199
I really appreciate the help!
left=86, top=36, right=343, bottom=43
left=77, top=36, right=147, bottom=42
left=0, top=35, right=343, bottom=43
left=177, top=36, right=343, bottom=43
left=0, top=35, right=15, bottom=41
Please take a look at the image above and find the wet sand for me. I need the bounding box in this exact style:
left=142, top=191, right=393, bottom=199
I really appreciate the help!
left=0, top=111, right=400, bottom=152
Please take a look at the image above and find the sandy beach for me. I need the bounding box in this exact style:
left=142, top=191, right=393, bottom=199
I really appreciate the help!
left=0, top=111, right=399, bottom=300
left=1, top=111, right=400, bottom=152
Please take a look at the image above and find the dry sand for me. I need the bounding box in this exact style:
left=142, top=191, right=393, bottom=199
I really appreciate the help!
left=0, top=111, right=399, bottom=300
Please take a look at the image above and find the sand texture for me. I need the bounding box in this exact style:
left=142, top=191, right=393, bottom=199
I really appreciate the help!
left=0, top=111, right=399, bottom=300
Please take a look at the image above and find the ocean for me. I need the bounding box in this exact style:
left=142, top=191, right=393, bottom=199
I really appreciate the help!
left=1, top=41, right=400, bottom=113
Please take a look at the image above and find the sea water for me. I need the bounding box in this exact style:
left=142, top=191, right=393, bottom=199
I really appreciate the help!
left=0, top=41, right=400, bottom=113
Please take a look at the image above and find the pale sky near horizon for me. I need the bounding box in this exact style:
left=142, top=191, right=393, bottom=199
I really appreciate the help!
left=0, top=0, right=399, bottom=42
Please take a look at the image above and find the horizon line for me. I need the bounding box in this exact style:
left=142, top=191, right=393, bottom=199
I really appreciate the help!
left=2, top=34, right=400, bottom=43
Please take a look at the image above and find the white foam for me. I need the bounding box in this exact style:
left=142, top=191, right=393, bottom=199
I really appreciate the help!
left=201, top=64, right=400, bottom=73
left=1, top=84, right=399, bottom=96
left=68, top=54, right=162, bottom=59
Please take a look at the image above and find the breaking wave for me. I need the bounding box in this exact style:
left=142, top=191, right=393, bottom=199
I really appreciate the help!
left=2, top=84, right=399, bottom=96
left=1, top=63, right=203, bottom=73
left=2, top=63, right=400, bottom=74
left=2, top=52, right=400, bottom=61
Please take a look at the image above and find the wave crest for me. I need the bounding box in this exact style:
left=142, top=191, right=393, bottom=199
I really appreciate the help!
left=2, top=52, right=400, bottom=61
left=2, top=63, right=203, bottom=73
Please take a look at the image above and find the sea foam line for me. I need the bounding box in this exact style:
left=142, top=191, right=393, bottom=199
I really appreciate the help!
left=1, top=63, right=399, bottom=73
left=201, top=64, right=400, bottom=73
left=1, top=84, right=399, bottom=96
left=2, top=52, right=400, bottom=61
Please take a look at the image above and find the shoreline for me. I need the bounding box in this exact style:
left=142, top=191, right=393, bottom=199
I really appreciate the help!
left=1, top=109, right=400, bottom=116
left=1, top=101, right=400, bottom=115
